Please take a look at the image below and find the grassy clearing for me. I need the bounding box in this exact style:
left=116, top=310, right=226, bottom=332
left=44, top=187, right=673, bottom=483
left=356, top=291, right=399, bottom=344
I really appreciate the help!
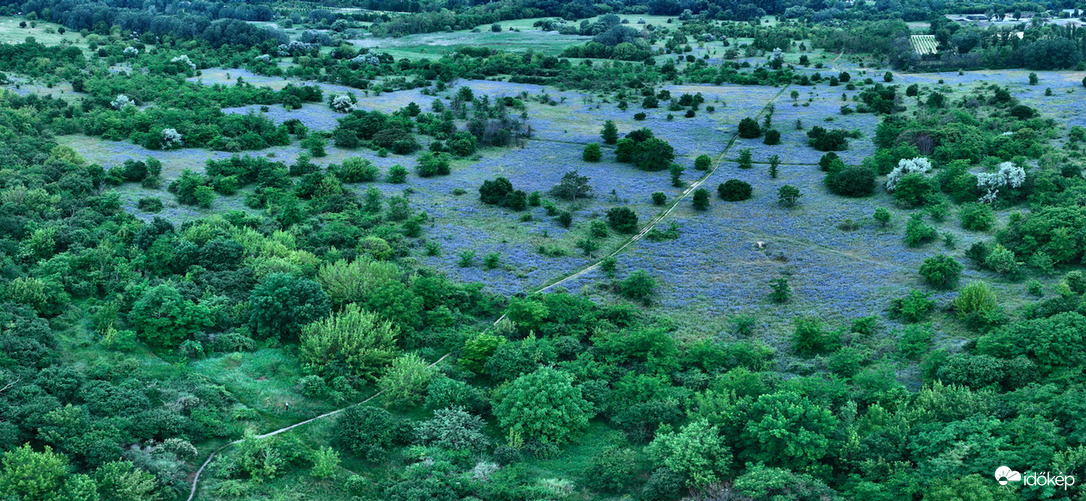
left=0, top=16, right=87, bottom=48
left=352, top=28, right=590, bottom=57
left=188, top=348, right=344, bottom=432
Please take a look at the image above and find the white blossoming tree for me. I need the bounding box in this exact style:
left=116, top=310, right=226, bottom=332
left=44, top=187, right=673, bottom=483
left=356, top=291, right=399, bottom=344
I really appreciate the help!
left=976, top=162, right=1025, bottom=202
left=885, top=157, right=933, bottom=192
left=111, top=94, right=134, bottom=110
left=170, top=55, right=196, bottom=70
left=349, top=53, right=380, bottom=66
left=162, top=129, right=183, bottom=149
left=123, top=46, right=139, bottom=57
left=330, top=94, right=355, bottom=113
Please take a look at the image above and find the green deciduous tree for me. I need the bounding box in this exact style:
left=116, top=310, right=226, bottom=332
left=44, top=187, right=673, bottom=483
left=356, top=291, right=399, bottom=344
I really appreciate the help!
left=129, top=284, right=212, bottom=348
left=493, top=367, right=594, bottom=447
left=300, top=304, right=398, bottom=382
left=919, top=254, right=963, bottom=290
left=414, top=406, right=490, bottom=453
left=309, top=446, right=340, bottom=479
left=777, top=185, right=801, bottom=207
left=334, top=405, right=401, bottom=462
left=459, top=333, right=507, bottom=375
left=0, top=444, right=68, bottom=501
left=249, top=273, right=331, bottom=341
left=607, top=207, right=639, bottom=233
left=585, top=447, right=642, bottom=493
left=893, top=173, right=936, bottom=207
left=740, top=392, right=839, bottom=469
left=733, top=464, right=837, bottom=501
left=316, top=259, right=401, bottom=307
left=646, top=419, right=731, bottom=487
left=378, top=353, right=435, bottom=407
left=977, top=312, right=1086, bottom=370
left=583, top=143, right=602, bottom=162
left=95, top=461, right=160, bottom=501
left=691, top=188, right=710, bottom=210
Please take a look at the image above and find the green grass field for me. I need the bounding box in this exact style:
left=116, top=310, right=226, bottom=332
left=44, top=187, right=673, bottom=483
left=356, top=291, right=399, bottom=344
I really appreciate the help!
left=0, top=17, right=87, bottom=47
left=351, top=27, right=590, bottom=58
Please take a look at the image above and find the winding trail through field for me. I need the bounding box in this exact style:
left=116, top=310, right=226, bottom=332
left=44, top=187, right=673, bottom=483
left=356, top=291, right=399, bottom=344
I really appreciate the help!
left=830, top=51, right=844, bottom=71
left=185, top=352, right=454, bottom=501
left=187, top=85, right=792, bottom=500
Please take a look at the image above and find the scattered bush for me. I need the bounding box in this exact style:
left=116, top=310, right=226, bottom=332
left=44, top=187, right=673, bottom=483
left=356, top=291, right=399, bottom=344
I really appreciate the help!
left=738, top=117, right=762, bottom=138
left=769, top=277, right=791, bottom=303
left=763, top=129, right=781, bottom=145
left=792, top=316, right=839, bottom=355
left=904, top=215, right=937, bottom=247
left=718, top=180, right=753, bottom=201
left=607, top=207, right=639, bottom=233
left=874, top=207, right=892, bottom=227
left=692, top=188, right=710, bottom=210
left=826, top=166, right=875, bottom=197
left=583, top=143, right=602, bottom=162
left=137, top=197, right=163, bottom=212
left=778, top=185, right=801, bottom=207
left=953, top=281, right=999, bottom=323
left=339, top=157, right=379, bottom=183
left=891, top=289, right=934, bottom=322
left=959, top=203, right=995, bottom=231
left=618, top=270, right=656, bottom=302
left=416, top=152, right=451, bottom=177
left=919, top=255, right=963, bottom=290
left=387, top=165, right=408, bottom=183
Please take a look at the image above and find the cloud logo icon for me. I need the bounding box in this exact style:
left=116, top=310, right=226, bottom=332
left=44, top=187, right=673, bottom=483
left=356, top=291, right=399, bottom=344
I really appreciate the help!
left=995, top=466, right=1022, bottom=485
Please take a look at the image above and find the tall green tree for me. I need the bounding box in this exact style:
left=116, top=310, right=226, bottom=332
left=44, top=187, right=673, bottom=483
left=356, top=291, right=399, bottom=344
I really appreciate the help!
left=128, top=284, right=213, bottom=348
left=378, top=353, right=435, bottom=407
left=646, top=419, right=732, bottom=487
left=740, top=392, right=840, bottom=469
left=300, top=304, right=399, bottom=381
left=0, top=444, right=68, bottom=501
left=248, top=273, right=331, bottom=341
left=493, top=367, right=594, bottom=446
left=95, top=461, right=161, bottom=501
left=601, top=120, right=619, bottom=144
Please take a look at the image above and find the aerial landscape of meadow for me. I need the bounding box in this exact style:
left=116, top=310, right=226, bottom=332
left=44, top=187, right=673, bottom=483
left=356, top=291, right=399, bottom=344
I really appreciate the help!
left=0, top=0, right=1086, bottom=500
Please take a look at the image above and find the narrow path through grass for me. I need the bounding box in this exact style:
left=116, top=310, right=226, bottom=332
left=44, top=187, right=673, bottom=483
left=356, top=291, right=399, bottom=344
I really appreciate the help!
left=188, top=85, right=793, bottom=500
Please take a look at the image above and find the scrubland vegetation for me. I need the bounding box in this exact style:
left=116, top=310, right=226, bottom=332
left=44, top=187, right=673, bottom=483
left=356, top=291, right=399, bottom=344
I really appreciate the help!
left=1, top=0, right=1086, bottom=500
